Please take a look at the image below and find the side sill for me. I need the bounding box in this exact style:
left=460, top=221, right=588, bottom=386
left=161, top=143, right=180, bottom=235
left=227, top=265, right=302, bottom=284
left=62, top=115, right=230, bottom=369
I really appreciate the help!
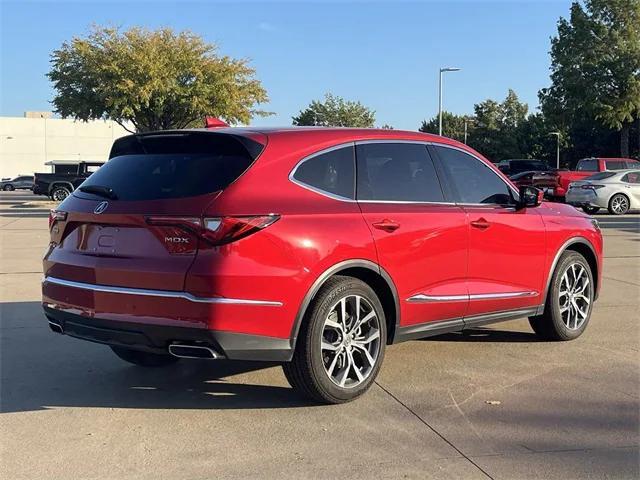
left=392, top=306, right=542, bottom=344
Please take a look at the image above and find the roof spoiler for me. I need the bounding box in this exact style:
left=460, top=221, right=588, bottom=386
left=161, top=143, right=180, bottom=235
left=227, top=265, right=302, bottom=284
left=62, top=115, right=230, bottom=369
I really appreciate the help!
left=205, top=117, right=229, bottom=128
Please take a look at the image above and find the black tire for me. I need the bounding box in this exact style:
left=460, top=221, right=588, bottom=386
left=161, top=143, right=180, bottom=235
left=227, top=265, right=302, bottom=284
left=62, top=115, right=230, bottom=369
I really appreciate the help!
left=582, top=206, right=600, bottom=215
left=608, top=193, right=630, bottom=215
left=283, top=276, right=387, bottom=404
left=51, top=186, right=71, bottom=202
left=529, top=251, right=594, bottom=341
left=3, top=184, right=14, bottom=191
left=111, top=346, right=179, bottom=367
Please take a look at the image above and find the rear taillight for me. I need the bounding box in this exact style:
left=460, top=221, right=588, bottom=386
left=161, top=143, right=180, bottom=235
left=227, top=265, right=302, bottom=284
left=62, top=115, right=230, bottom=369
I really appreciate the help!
left=49, top=210, right=67, bottom=229
left=146, top=215, right=279, bottom=246
left=582, top=184, right=605, bottom=191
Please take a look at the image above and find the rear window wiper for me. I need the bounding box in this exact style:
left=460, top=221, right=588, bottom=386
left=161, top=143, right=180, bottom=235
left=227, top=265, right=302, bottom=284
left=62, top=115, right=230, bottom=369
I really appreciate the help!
left=79, top=185, right=119, bottom=200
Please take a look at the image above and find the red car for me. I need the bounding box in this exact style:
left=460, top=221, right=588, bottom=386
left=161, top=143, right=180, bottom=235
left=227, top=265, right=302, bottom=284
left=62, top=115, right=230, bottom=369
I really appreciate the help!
left=545, top=157, right=640, bottom=200
left=43, top=127, right=603, bottom=404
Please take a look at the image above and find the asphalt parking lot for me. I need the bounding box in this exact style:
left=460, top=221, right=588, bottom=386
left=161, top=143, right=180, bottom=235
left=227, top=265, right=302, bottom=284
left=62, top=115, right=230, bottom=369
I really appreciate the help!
left=0, top=190, right=638, bottom=479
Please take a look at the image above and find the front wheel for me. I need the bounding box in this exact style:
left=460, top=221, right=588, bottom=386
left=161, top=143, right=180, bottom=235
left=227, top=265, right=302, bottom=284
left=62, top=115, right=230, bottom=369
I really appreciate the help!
left=283, top=276, right=386, bottom=404
left=111, top=346, right=180, bottom=367
left=608, top=193, right=630, bottom=215
left=582, top=206, right=600, bottom=215
left=529, top=251, right=594, bottom=341
left=3, top=184, right=14, bottom=191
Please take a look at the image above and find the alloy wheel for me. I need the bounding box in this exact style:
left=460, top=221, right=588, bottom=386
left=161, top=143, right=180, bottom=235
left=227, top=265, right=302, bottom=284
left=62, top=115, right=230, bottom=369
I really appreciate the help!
left=611, top=195, right=629, bottom=214
left=53, top=188, right=69, bottom=201
left=321, top=295, right=381, bottom=388
left=558, top=262, right=592, bottom=330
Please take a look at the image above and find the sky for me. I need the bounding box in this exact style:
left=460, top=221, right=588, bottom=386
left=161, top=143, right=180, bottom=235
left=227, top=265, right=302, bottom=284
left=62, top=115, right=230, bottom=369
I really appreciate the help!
left=0, top=0, right=573, bottom=130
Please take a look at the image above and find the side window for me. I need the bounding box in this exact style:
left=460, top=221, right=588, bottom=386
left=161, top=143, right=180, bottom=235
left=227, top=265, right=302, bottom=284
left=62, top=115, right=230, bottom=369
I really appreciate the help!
left=606, top=160, right=627, bottom=170
left=435, top=146, right=514, bottom=205
left=356, top=143, right=445, bottom=202
left=292, top=146, right=355, bottom=199
left=577, top=159, right=598, bottom=171
left=622, top=172, right=640, bottom=184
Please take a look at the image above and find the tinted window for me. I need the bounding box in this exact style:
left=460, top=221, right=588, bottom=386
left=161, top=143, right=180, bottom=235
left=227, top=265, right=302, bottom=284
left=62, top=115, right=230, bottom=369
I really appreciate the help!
left=80, top=132, right=262, bottom=201
left=293, top=146, right=355, bottom=199
left=622, top=171, right=640, bottom=184
left=586, top=171, right=616, bottom=180
left=356, top=143, right=444, bottom=202
left=606, top=160, right=627, bottom=170
left=435, top=146, right=513, bottom=205
left=577, top=159, right=598, bottom=171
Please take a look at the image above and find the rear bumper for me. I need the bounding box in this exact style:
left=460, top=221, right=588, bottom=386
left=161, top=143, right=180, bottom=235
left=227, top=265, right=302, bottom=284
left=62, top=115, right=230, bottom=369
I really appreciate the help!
left=44, top=306, right=293, bottom=362
left=566, top=190, right=603, bottom=208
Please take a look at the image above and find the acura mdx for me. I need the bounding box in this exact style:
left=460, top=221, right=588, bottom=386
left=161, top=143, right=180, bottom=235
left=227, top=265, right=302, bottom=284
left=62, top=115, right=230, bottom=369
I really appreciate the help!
left=43, top=127, right=603, bottom=403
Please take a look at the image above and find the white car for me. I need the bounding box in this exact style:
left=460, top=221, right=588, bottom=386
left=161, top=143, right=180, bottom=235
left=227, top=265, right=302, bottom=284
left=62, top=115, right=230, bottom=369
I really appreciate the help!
left=566, top=169, right=640, bottom=215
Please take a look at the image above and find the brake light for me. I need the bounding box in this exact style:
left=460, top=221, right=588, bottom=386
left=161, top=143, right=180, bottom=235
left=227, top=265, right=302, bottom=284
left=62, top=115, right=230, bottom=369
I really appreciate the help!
left=49, top=210, right=67, bottom=229
left=146, top=215, right=279, bottom=246
left=582, top=184, right=605, bottom=190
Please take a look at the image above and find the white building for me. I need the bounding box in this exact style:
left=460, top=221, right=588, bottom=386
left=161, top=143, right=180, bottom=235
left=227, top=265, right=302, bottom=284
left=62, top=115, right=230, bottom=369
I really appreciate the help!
left=0, top=113, right=132, bottom=179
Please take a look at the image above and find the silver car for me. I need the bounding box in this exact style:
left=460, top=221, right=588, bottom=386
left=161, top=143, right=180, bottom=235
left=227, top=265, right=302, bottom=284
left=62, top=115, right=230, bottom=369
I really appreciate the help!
left=566, top=169, right=640, bottom=215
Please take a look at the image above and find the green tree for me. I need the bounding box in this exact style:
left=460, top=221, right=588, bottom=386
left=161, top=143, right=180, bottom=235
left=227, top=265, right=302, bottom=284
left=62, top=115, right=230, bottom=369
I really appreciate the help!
left=419, top=111, right=470, bottom=141
left=468, top=90, right=530, bottom=161
left=292, top=93, right=375, bottom=127
left=540, top=0, right=640, bottom=157
left=48, top=26, right=270, bottom=132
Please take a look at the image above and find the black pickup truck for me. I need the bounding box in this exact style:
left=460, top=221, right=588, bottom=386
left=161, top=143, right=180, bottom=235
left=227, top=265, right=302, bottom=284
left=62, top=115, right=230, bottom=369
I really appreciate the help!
left=33, top=162, right=104, bottom=201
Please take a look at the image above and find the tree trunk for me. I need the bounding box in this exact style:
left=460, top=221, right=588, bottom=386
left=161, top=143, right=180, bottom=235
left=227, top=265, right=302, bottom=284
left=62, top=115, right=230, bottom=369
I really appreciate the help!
left=620, top=122, right=630, bottom=158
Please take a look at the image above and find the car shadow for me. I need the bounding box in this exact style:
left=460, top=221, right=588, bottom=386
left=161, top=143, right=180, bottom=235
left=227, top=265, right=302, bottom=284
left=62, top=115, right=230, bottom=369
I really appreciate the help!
left=1, top=301, right=315, bottom=413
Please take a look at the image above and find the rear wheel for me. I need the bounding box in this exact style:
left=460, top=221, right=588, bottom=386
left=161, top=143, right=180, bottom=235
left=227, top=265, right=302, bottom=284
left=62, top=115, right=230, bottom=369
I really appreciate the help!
left=283, top=276, right=386, bottom=404
left=111, top=346, right=179, bottom=367
left=3, top=184, right=14, bottom=191
left=582, top=206, right=600, bottom=215
left=608, top=193, right=629, bottom=215
left=529, top=251, right=594, bottom=341
left=51, top=186, right=71, bottom=202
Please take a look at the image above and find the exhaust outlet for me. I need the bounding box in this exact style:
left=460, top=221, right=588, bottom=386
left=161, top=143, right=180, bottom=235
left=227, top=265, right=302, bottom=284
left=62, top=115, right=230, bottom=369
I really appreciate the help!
left=168, top=344, right=218, bottom=359
left=48, top=321, right=63, bottom=334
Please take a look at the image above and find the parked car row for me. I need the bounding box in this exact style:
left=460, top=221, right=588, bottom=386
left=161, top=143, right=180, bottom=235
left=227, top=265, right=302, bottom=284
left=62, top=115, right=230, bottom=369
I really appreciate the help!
left=566, top=170, right=640, bottom=215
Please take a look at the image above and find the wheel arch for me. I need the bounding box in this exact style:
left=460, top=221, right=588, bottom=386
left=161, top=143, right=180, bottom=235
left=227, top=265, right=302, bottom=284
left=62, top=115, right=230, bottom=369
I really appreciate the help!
left=49, top=182, right=74, bottom=194
left=542, top=237, right=599, bottom=308
left=289, top=259, right=400, bottom=350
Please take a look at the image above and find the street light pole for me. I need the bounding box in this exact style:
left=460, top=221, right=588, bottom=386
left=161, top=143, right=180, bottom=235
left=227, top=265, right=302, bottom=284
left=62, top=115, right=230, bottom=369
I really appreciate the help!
left=438, top=67, right=461, bottom=136
left=550, top=132, right=561, bottom=169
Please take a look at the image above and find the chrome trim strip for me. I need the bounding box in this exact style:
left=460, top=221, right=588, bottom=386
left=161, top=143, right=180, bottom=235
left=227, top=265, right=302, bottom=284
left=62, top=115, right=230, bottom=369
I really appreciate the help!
left=407, top=294, right=468, bottom=303
left=469, top=291, right=539, bottom=300
left=407, top=291, right=538, bottom=303
left=43, top=276, right=283, bottom=306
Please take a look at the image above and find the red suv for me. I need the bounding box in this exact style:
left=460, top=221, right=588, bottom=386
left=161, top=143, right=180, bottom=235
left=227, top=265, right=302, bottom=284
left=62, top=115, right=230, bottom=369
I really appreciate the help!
left=43, top=127, right=603, bottom=403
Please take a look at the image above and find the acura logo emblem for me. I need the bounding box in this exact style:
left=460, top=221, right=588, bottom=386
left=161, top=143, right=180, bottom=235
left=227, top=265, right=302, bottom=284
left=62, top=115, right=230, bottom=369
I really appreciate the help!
left=94, top=201, right=108, bottom=214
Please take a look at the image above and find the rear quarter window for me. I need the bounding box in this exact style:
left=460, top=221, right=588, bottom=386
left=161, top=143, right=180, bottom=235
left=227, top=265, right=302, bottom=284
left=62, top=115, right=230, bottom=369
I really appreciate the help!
left=291, top=146, right=355, bottom=199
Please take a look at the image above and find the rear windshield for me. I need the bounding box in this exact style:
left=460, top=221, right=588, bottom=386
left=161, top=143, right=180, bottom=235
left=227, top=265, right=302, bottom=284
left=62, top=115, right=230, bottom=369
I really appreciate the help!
left=586, top=171, right=616, bottom=180
left=78, top=132, right=264, bottom=201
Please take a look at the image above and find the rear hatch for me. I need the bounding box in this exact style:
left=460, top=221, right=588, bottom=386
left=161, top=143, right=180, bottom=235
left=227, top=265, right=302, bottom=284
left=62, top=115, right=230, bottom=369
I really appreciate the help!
left=45, top=130, right=266, bottom=291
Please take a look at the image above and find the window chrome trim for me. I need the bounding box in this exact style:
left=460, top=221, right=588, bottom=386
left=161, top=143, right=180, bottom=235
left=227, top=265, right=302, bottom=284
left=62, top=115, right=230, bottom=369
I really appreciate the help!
left=430, top=143, right=520, bottom=202
left=287, top=138, right=518, bottom=206
left=43, top=276, right=283, bottom=306
left=407, top=291, right=538, bottom=303
left=288, top=142, right=357, bottom=202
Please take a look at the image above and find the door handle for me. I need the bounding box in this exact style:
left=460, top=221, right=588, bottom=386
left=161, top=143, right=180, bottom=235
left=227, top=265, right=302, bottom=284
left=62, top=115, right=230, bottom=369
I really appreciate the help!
left=470, top=218, right=490, bottom=230
left=372, top=219, right=400, bottom=232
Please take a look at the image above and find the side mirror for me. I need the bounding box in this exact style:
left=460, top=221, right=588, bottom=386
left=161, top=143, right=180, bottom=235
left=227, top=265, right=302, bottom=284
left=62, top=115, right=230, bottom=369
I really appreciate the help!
left=516, top=185, right=542, bottom=210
